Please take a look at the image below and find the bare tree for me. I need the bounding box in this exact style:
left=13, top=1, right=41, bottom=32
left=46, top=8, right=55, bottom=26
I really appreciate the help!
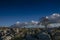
left=39, top=17, right=53, bottom=40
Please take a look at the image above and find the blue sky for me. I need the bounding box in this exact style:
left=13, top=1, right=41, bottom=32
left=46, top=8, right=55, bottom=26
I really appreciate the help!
left=0, top=0, right=60, bottom=26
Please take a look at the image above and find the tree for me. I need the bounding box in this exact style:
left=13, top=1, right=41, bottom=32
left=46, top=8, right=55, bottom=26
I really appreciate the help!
left=39, top=17, right=53, bottom=40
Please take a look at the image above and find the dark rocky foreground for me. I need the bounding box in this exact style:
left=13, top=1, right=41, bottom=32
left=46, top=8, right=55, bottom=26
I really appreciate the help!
left=0, top=27, right=60, bottom=40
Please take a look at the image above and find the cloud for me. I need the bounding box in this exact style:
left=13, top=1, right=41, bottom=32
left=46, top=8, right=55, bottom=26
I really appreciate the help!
left=50, top=13, right=60, bottom=19
left=46, top=13, right=60, bottom=23
left=11, top=13, right=60, bottom=28
left=16, top=21, right=20, bottom=24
